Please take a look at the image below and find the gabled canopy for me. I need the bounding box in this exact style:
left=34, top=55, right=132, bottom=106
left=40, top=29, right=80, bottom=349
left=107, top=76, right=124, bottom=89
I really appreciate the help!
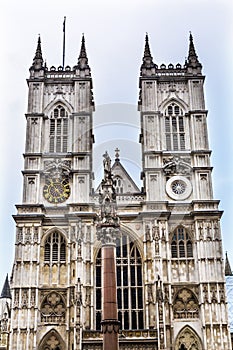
left=96, top=152, right=140, bottom=194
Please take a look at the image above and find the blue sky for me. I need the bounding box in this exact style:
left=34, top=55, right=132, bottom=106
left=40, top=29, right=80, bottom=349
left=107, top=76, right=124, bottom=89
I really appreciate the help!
left=0, top=0, right=233, bottom=289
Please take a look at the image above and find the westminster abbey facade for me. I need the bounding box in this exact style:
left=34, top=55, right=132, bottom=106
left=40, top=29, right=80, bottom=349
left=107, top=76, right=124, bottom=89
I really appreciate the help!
left=0, top=33, right=232, bottom=349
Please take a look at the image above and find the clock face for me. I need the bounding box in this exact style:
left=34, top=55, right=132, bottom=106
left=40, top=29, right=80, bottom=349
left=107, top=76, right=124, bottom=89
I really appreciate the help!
left=43, top=176, right=70, bottom=203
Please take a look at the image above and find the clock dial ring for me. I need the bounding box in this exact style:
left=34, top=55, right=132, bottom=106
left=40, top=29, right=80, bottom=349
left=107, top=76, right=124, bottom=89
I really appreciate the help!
left=43, top=176, right=70, bottom=203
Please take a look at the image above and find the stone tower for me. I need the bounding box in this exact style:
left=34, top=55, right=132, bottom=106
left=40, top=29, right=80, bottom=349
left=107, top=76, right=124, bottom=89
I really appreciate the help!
left=8, top=35, right=96, bottom=350
left=2, top=33, right=232, bottom=350
left=137, top=33, right=232, bottom=349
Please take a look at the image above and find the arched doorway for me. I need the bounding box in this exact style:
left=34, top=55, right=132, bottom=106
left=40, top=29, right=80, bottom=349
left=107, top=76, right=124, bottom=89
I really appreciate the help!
left=38, top=329, right=65, bottom=350
left=175, top=326, right=202, bottom=350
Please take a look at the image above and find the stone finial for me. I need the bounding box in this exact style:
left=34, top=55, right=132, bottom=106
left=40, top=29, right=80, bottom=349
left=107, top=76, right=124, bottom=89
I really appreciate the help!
left=115, top=148, right=120, bottom=161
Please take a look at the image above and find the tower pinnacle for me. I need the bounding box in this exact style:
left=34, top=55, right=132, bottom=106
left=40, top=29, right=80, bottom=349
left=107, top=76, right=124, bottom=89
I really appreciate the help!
left=186, top=32, right=202, bottom=73
left=225, top=252, right=233, bottom=276
left=142, top=34, right=155, bottom=67
left=140, top=33, right=157, bottom=76
left=74, top=34, right=91, bottom=77
left=144, top=33, right=152, bottom=61
left=0, top=275, right=11, bottom=300
left=77, top=34, right=90, bottom=70
left=31, top=35, right=44, bottom=70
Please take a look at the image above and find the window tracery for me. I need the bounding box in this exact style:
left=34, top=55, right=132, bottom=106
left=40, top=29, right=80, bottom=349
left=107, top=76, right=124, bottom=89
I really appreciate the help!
left=164, top=103, right=186, bottom=151
left=173, top=288, right=199, bottom=319
left=114, top=176, right=124, bottom=194
left=39, top=330, right=64, bottom=350
left=175, top=326, right=202, bottom=350
left=171, top=227, right=193, bottom=258
left=49, top=105, right=68, bottom=153
left=41, top=292, right=66, bottom=323
left=95, top=233, right=144, bottom=330
left=44, top=231, right=66, bottom=263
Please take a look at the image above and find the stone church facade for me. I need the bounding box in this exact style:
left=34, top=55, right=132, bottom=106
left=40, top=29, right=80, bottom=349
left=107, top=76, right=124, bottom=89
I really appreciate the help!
left=0, top=33, right=232, bottom=349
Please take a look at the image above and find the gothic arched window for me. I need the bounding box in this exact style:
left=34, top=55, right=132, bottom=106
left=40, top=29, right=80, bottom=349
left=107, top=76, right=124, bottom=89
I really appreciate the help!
left=171, top=227, right=193, bottom=259
left=41, top=292, right=66, bottom=323
left=165, top=103, right=185, bottom=151
left=44, top=232, right=66, bottom=263
left=49, top=105, right=68, bottom=153
left=173, top=288, right=199, bottom=319
left=114, top=176, right=124, bottom=194
left=95, top=234, right=144, bottom=330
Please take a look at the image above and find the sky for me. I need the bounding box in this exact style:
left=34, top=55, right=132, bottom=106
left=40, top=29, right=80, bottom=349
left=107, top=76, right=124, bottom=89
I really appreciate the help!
left=0, top=0, right=233, bottom=290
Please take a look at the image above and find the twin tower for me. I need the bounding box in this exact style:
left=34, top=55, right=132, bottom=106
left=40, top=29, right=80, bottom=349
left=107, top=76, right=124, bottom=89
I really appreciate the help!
left=0, top=33, right=231, bottom=350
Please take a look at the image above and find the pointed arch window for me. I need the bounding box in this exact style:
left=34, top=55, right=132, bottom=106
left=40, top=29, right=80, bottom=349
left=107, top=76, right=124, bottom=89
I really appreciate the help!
left=173, top=288, right=199, bottom=319
left=95, top=234, right=144, bottom=331
left=165, top=103, right=185, bottom=151
left=49, top=105, right=68, bottom=153
left=114, top=176, right=124, bottom=194
left=41, top=292, right=66, bottom=323
left=171, top=227, right=193, bottom=259
left=44, top=232, right=66, bottom=263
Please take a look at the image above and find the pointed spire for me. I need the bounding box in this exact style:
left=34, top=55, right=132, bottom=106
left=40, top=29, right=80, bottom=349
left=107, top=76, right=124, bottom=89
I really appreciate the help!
left=140, top=33, right=157, bottom=77
left=74, top=33, right=91, bottom=78
left=34, top=35, right=43, bottom=60
left=77, top=34, right=90, bottom=70
left=144, top=33, right=153, bottom=61
left=142, top=34, right=155, bottom=67
left=0, top=275, right=11, bottom=299
left=225, top=252, right=233, bottom=276
left=80, top=34, right=87, bottom=58
left=31, top=35, right=44, bottom=70
left=188, top=33, right=198, bottom=61
left=186, top=32, right=202, bottom=73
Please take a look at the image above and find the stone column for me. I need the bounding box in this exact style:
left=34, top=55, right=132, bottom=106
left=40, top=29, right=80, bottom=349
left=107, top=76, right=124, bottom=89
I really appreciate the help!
left=99, top=227, right=120, bottom=350
left=96, top=152, right=120, bottom=350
